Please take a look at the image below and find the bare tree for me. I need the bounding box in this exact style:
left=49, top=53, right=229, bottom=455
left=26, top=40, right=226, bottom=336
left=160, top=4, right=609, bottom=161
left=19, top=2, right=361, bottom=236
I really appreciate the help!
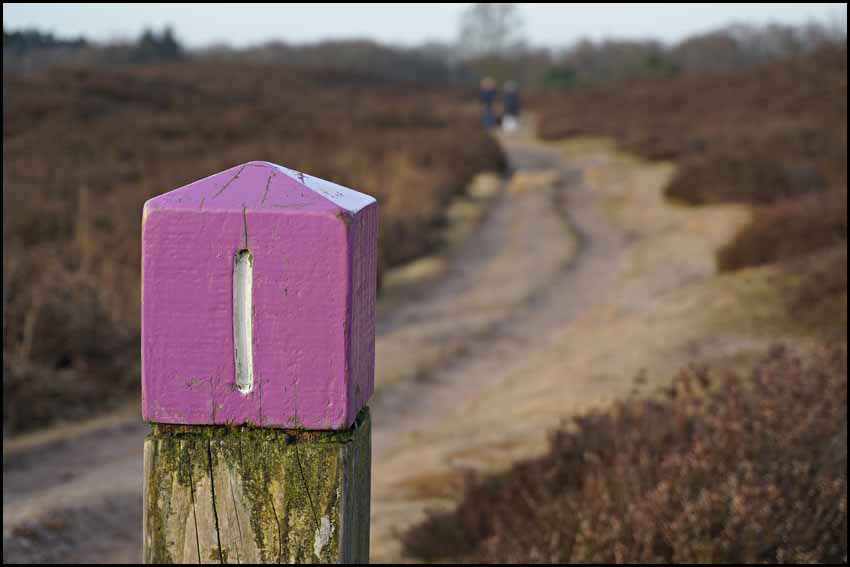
left=457, top=3, right=525, bottom=59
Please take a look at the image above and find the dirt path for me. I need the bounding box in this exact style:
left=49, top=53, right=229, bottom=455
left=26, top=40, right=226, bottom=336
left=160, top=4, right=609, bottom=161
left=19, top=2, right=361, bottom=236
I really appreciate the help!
left=3, top=125, right=754, bottom=564
left=367, top=128, right=752, bottom=562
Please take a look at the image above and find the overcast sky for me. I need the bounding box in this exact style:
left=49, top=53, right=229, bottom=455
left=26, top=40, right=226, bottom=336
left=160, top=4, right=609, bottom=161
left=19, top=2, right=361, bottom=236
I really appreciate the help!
left=3, top=3, right=847, bottom=48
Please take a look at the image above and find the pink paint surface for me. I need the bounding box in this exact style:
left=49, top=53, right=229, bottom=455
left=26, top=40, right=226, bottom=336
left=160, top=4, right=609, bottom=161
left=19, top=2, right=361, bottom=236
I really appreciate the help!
left=142, top=161, right=376, bottom=429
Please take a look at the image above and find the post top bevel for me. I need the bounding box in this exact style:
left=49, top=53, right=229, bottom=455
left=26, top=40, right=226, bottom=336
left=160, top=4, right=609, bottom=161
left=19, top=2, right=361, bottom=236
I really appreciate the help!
left=144, top=161, right=376, bottom=216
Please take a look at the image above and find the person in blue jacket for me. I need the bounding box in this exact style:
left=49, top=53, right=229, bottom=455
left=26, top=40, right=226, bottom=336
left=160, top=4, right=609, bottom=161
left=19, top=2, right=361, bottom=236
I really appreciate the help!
left=480, top=77, right=497, bottom=129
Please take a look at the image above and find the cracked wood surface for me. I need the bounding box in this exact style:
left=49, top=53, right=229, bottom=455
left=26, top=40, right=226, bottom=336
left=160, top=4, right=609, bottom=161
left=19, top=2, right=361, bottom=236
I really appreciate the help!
left=143, top=409, right=371, bottom=564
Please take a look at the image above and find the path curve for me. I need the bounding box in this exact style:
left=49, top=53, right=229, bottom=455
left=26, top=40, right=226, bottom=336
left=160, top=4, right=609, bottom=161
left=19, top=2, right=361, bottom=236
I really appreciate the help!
left=367, top=131, right=628, bottom=562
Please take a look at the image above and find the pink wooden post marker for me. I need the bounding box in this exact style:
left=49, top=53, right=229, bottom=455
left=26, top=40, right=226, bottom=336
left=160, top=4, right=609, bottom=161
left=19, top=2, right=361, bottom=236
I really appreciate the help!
left=142, top=161, right=377, bottom=429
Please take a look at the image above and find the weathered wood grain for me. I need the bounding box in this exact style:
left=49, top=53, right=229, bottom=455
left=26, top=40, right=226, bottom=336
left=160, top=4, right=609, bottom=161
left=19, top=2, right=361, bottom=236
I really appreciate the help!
left=144, top=409, right=371, bottom=564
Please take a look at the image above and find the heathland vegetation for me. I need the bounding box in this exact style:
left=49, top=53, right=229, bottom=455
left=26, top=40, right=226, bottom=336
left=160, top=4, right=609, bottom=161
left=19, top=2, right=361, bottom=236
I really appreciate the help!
left=405, top=347, right=847, bottom=563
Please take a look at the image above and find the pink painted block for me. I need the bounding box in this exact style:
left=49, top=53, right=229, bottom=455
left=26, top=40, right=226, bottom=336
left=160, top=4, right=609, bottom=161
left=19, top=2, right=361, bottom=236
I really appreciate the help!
left=142, top=161, right=377, bottom=429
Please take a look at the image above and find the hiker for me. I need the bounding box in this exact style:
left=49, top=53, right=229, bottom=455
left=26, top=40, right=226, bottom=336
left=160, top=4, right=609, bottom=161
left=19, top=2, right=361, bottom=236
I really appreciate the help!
left=480, top=77, right=497, bottom=129
left=502, top=80, right=521, bottom=132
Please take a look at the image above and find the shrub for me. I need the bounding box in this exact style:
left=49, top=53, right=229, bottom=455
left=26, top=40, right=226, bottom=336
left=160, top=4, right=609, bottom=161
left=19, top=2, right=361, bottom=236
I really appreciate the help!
left=403, top=346, right=848, bottom=564
left=718, top=190, right=847, bottom=271
left=665, top=153, right=825, bottom=206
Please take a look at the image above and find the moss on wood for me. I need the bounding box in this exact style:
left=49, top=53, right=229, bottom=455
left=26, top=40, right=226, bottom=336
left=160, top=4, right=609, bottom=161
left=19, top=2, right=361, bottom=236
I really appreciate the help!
left=144, top=408, right=371, bottom=564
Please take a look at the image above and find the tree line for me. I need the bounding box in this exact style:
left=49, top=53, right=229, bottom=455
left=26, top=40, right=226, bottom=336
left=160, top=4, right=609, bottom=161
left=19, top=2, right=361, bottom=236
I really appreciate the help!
left=4, top=4, right=847, bottom=87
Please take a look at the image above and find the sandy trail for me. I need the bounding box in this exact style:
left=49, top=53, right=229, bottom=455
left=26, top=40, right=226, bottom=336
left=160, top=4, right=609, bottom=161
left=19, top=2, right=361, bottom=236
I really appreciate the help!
left=367, top=130, right=750, bottom=562
left=3, top=126, right=752, bottom=564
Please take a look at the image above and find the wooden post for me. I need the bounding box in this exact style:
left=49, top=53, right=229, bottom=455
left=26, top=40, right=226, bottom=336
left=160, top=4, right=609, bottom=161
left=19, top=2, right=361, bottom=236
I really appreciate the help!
left=141, top=161, right=377, bottom=563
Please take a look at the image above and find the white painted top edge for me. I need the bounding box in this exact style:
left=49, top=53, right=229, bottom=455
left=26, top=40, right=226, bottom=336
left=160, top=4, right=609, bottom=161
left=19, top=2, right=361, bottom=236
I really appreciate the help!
left=270, top=163, right=376, bottom=213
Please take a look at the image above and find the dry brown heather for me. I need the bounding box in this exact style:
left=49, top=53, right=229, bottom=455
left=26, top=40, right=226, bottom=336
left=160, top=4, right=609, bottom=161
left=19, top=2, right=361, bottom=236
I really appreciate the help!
left=536, top=46, right=848, bottom=319
left=404, top=346, right=848, bottom=564
left=2, top=63, right=506, bottom=434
